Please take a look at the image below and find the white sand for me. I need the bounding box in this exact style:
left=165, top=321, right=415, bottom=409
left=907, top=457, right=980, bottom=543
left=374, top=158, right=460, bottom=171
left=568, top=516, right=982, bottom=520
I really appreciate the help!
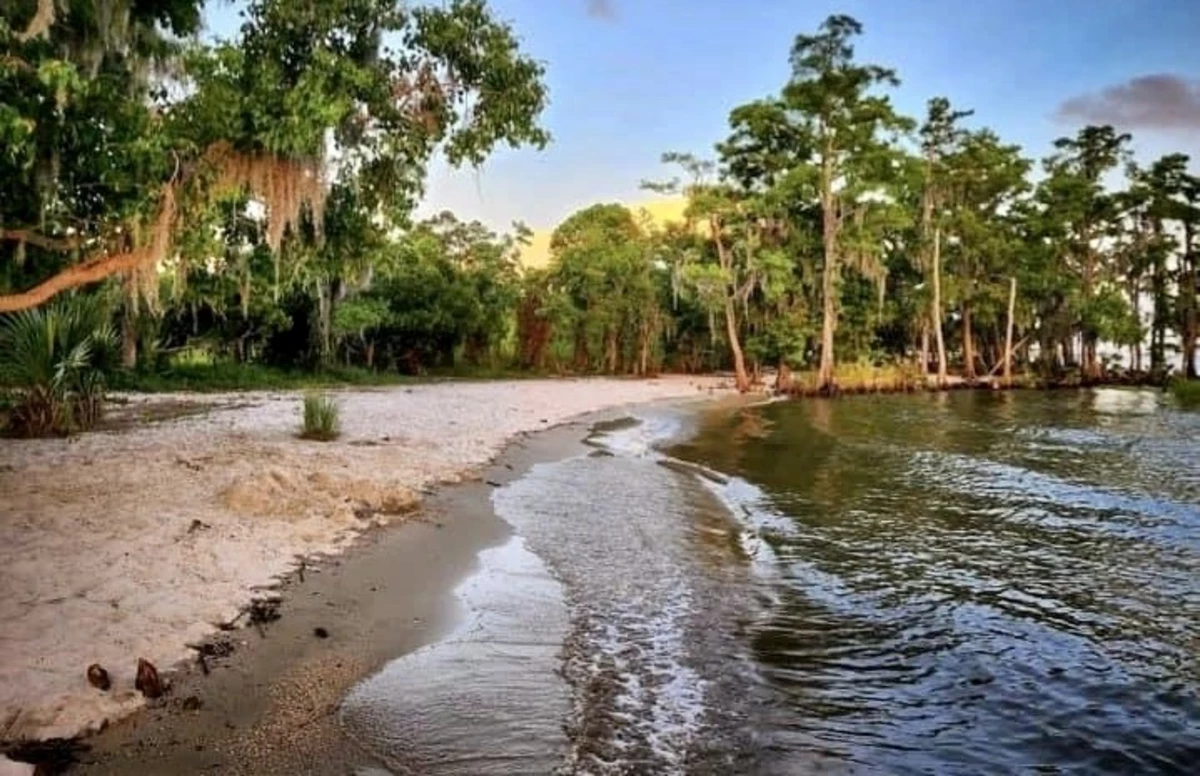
left=0, top=376, right=730, bottom=742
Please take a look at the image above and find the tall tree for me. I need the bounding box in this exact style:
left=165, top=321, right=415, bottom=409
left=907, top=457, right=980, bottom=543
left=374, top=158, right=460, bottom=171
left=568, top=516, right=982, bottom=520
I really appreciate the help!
left=918, top=97, right=972, bottom=385
left=944, top=129, right=1030, bottom=380
left=648, top=153, right=755, bottom=390
left=1042, top=125, right=1131, bottom=379
left=781, top=15, right=909, bottom=391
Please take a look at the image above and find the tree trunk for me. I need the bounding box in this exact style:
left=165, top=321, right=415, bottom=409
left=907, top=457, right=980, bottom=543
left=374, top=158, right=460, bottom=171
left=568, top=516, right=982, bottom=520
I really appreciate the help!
left=962, top=298, right=976, bottom=382
left=637, top=321, right=650, bottom=376
left=920, top=325, right=929, bottom=377
left=1004, top=277, right=1016, bottom=386
left=777, top=360, right=793, bottom=393
left=931, top=227, right=948, bottom=387
left=573, top=323, right=589, bottom=370
left=817, top=149, right=838, bottom=393
left=604, top=326, right=618, bottom=373
left=1128, top=276, right=1142, bottom=372
left=315, top=279, right=334, bottom=366
left=1182, top=221, right=1197, bottom=379
left=1081, top=225, right=1099, bottom=381
left=365, top=340, right=375, bottom=369
left=722, top=294, right=749, bottom=392
left=1151, top=221, right=1169, bottom=376
left=710, top=216, right=750, bottom=393
left=120, top=306, right=137, bottom=370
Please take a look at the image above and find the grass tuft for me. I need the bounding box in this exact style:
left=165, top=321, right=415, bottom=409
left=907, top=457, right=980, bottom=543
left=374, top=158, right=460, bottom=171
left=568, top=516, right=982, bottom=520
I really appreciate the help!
left=299, top=393, right=341, bottom=441
left=1169, top=378, right=1200, bottom=408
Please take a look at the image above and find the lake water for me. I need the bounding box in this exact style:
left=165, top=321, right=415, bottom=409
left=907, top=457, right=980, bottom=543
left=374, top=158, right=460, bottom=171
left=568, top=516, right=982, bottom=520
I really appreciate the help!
left=343, top=389, right=1200, bottom=774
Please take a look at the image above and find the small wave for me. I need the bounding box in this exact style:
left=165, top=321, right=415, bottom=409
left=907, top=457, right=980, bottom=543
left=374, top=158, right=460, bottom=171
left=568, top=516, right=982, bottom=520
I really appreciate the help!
left=340, top=536, right=571, bottom=775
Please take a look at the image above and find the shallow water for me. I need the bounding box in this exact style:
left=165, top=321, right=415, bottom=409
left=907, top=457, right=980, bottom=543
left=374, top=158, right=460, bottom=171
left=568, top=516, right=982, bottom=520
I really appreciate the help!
left=344, top=389, right=1200, bottom=774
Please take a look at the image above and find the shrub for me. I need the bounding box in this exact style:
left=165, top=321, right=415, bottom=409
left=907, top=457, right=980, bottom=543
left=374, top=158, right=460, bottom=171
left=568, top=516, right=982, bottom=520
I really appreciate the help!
left=300, top=392, right=340, bottom=440
left=0, top=296, right=118, bottom=436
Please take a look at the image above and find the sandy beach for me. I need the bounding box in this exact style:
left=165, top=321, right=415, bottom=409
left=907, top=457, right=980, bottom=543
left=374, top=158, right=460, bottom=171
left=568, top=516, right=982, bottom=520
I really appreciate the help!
left=0, top=376, right=731, bottom=756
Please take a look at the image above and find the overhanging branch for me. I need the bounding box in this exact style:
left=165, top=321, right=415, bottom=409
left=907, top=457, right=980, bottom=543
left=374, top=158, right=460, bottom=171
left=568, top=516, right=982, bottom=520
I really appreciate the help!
left=0, top=248, right=150, bottom=313
left=15, top=0, right=55, bottom=43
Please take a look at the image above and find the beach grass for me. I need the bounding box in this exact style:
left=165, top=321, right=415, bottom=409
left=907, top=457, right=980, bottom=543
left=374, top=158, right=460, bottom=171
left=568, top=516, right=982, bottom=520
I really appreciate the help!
left=1169, top=378, right=1200, bottom=407
left=299, top=393, right=341, bottom=441
left=785, top=362, right=928, bottom=395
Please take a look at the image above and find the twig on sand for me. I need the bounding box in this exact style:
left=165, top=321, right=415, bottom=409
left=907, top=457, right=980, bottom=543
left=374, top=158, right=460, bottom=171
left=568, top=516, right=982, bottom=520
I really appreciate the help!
left=215, top=595, right=282, bottom=634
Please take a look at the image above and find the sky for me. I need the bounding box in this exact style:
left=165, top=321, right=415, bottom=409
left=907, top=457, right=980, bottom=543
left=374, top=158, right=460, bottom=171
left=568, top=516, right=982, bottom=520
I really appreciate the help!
left=205, top=0, right=1200, bottom=233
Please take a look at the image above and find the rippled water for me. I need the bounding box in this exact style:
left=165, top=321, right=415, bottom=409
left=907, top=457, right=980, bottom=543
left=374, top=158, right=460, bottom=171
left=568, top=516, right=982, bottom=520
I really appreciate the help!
left=344, top=389, right=1200, bottom=774
left=672, top=388, right=1200, bottom=774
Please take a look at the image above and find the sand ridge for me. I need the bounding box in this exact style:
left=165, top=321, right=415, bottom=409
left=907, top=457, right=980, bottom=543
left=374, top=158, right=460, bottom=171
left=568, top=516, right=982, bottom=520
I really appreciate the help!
left=0, top=377, right=729, bottom=744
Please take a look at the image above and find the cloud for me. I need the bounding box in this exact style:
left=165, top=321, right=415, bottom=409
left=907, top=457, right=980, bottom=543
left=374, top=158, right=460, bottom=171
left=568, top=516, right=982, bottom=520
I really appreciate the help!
left=586, top=0, right=616, bottom=21
left=1055, top=74, right=1200, bottom=131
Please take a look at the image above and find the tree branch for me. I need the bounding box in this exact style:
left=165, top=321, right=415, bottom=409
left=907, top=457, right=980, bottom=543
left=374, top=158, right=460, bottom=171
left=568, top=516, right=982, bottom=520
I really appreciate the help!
left=2, top=229, right=85, bottom=252
left=15, top=0, right=55, bottom=43
left=0, top=54, right=35, bottom=73
left=0, top=248, right=151, bottom=313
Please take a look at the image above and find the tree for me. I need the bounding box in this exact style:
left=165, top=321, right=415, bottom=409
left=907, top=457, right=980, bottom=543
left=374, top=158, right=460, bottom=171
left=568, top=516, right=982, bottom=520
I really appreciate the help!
left=546, top=203, right=664, bottom=375
left=1041, top=125, right=1132, bottom=379
left=1, top=0, right=206, bottom=325
left=647, top=154, right=761, bottom=390
left=918, top=97, right=972, bottom=385
left=780, top=15, right=910, bottom=391
left=1, top=0, right=549, bottom=313
left=944, top=129, right=1030, bottom=380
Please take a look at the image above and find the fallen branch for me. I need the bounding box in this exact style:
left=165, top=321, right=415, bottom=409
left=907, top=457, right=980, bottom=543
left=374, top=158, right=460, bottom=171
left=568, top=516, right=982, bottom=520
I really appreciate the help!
left=987, top=334, right=1031, bottom=378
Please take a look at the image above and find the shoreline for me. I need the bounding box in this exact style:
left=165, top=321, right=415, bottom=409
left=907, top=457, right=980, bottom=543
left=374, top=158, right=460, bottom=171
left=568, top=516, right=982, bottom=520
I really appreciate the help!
left=69, top=411, right=621, bottom=775
left=0, top=377, right=737, bottom=771
left=64, top=395, right=743, bottom=775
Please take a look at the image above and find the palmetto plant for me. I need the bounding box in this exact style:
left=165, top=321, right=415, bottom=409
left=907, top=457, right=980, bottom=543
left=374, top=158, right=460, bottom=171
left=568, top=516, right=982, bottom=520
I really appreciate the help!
left=0, top=296, right=118, bottom=436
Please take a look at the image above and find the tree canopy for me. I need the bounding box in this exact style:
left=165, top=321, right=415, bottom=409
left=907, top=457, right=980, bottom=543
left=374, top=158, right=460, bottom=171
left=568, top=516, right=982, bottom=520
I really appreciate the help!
left=2, top=7, right=1198, bottom=415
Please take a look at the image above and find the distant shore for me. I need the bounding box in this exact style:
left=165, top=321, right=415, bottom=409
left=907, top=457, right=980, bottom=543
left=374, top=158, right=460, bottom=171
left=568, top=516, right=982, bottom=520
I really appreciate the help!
left=0, top=376, right=734, bottom=771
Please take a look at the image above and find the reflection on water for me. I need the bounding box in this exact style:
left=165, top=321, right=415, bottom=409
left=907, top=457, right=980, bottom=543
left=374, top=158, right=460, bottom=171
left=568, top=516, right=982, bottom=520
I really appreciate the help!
left=672, top=388, right=1200, bottom=774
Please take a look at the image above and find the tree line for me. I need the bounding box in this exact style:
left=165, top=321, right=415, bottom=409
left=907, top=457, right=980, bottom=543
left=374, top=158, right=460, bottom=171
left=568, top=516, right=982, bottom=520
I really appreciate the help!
left=2, top=5, right=1198, bottom=429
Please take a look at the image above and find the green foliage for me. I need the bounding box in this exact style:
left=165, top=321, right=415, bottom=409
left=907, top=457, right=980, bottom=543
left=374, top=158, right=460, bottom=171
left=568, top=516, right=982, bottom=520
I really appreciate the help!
left=0, top=295, right=117, bottom=435
left=2, top=0, right=204, bottom=289
left=538, top=203, right=668, bottom=374
left=4, top=5, right=1197, bottom=401
left=1169, top=379, right=1200, bottom=408
left=177, top=0, right=549, bottom=220
left=300, top=392, right=340, bottom=440
left=3, top=0, right=550, bottom=339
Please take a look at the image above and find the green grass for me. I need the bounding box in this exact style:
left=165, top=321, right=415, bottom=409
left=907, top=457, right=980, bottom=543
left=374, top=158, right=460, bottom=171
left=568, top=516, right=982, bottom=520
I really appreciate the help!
left=1169, top=378, right=1200, bottom=408
left=299, top=393, right=341, bottom=441
left=108, top=363, right=413, bottom=393
left=105, top=360, right=560, bottom=394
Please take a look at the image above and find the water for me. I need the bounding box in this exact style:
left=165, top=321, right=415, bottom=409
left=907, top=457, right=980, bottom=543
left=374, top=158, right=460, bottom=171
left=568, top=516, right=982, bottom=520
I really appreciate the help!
left=344, top=389, right=1200, bottom=774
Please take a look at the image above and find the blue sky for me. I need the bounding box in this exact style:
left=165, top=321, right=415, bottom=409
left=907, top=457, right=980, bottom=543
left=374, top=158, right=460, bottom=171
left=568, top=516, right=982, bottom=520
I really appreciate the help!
left=205, top=1, right=1200, bottom=232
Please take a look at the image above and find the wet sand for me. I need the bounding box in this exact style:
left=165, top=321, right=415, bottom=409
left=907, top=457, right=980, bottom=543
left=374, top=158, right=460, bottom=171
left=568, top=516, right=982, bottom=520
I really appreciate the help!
left=68, top=415, right=620, bottom=775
